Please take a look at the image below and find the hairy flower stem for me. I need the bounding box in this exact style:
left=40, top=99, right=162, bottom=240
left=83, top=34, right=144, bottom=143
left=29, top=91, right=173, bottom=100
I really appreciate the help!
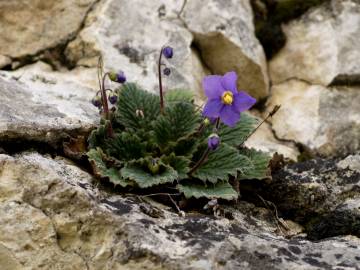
left=239, top=105, right=281, bottom=147
left=101, top=72, right=114, bottom=137
left=188, top=148, right=210, bottom=176
left=158, top=47, right=165, bottom=114
left=189, top=117, right=220, bottom=175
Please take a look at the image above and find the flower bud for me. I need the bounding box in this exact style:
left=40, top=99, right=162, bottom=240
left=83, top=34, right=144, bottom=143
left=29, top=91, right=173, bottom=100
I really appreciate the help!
left=207, top=134, right=220, bottom=151
left=148, top=159, right=160, bottom=174
left=203, top=118, right=210, bottom=126
left=109, top=71, right=126, bottom=83
left=163, top=67, right=171, bottom=76
left=91, top=95, right=102, bottom=108
left=162, top=46, right=173, bottom=59
left=108, top=92, right=118, bottom=104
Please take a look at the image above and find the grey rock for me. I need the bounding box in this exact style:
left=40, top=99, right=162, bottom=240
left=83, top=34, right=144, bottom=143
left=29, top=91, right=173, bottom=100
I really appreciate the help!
left=0, top=0, right=97, bottom=59
left=269, top=0, right=360, bottom=85
left=0, top=65, right=98, bottom=145
left=0, top=152, right=359, bottom=269
left=267, top=79, right=360, bottom=157
left=65, top=0, right=209, bottom=102
left=263, top=155, right=360, bottom=240
left=182, top=0, right=269, bottom=100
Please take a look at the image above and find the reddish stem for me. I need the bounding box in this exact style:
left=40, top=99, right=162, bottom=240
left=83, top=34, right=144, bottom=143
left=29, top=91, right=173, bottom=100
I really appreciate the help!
left=101, top=72, right=111, bottom=120
left=158, top=47, right=165, bottom=114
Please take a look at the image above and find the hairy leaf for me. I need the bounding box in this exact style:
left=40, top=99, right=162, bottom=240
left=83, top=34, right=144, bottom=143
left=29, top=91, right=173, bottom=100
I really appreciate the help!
left=193, top=143, right=249, bottom=183
left=178, top=181, right=238, bottom=200
left=164, top=89, right=194, bottom=103
left=88, top=120, right=111, bottom=150
left=121, top=158, right=178, bottom=188
left=153, top=101, right=200, bottom=147
left=115, top=83, right=160, bottom=130
left=105, top=132, right=146, bottom=161
left=87, top=148, right=131, bottom=187
left=161, top=154, right=190, bottom=179
left=238, top=148, right=271, bottom=180
left=219, top=113, right=259, bottom=147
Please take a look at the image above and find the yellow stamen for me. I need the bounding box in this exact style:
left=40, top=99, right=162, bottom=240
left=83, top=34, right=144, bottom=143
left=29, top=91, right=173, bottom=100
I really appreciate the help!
left=222, top=91, right=233, bottom=105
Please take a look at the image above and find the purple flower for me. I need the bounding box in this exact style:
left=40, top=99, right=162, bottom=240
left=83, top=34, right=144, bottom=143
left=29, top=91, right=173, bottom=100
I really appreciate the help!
left=116, top=71, right=126, bottom=83
left=109, top=71, right=126, bottom=83
left=208, top=134, right=220, bottom=150
left=163, top=67, right=171, bottom=76
left=162, top=46, right=173, bottom=59
left=202, top=71, right=256, bottom=127
left=91, top=95, right=102, bottom=108
left=108, top=92, right=118, bottom=104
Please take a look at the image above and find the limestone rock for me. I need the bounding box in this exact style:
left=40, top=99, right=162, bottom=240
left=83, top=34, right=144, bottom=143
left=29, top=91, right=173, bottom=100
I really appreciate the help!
left=0, top=152, right=360, bottom=269
left=0, top=55, right=11, bottom=69
left=182, top=0, right=269, bottom=100
left=0, top=63, right=98, bottom=145
left=0, top=0, right=97, bottom=59
left=267, top=79, right=360, bottom=157
left=245, top=115, right=300, bottom=161
left=264, top=155, right=360, bottom=240
left=65, top=0, right=209, bottom=101
left=269, top=0, right=360, bottom=85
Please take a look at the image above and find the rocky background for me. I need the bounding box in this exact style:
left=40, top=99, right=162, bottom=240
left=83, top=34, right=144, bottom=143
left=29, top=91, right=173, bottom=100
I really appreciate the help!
left=0, top=0, right=360, bottom=269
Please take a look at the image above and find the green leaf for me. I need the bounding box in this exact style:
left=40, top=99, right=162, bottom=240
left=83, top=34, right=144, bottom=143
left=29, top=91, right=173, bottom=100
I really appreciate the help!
left=238, top=148, right=271, bottom=180
left=88, top=120, right=111, bottom=150
left=87, top=148, right=131, bottom=187
left=219, top=113, right=259, bottom=147
left=115, top=83, right=160, bottom=130
left=193, top=143, right=249, bottom=183
left=153, top=101, right=200, bottom=147
left=178, top=181, right=238, bottom=200
left=104, top=132, right=146, bottom=161
left=169, top=135, right=199, bottom=157
left=164, top=89, right=194, bottom=103
left=121, top=158, right=178, bottom=188
left=161, top=154, right=190, bottom=179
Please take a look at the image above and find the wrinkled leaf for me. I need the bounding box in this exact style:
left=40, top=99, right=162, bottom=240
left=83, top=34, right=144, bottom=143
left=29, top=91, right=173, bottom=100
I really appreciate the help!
left=178, top=181, right=238, bottom=200
left=115, top=83, right=160, bottom=130
left=238, top=148, right=271, bottom=180
left=193, top=143, right=249, bottom=183
left=153, top=101, right=200, bottom=147
left=121, top=158, right=178, bottom=188
left=219, top=113, right=258, bottom=147
left=87, top=148, right=131, bottom=187
left=161, top=153, right=190, bottom=179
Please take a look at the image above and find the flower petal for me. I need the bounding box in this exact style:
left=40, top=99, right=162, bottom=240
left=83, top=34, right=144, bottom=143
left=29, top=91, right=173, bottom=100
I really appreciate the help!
left=233, top=91, right=256, bottom=113
left=202, top=75, right=224, bottom=99
left=219, top=105, right=240, bottom=127
left=202, top=98, right=223, bottom=118
left=221, top=71, right=238, bottom=93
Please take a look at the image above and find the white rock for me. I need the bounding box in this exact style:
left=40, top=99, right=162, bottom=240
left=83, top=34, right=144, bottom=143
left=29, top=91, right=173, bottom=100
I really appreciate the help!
left=0, top=0, right=97, bottom=58
left=182, top=0, right=269, bottom=100
left=245, top=118, right=300, bottom=161
left=0, top=63, right=98, bottom=144
left=270, top=0, right=360, bottom=85
left=65, top=0, right=209, bottom=101
left=267, top=79, right=360, bottom=156
left=0, top=152, right=360, bottom=269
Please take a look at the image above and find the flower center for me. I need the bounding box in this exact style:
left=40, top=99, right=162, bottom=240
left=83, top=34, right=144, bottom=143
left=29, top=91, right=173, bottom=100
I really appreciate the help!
left=221, top=91, right=233, bottom=105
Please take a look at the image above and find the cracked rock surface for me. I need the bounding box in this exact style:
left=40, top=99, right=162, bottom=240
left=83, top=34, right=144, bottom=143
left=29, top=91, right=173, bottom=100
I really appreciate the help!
left=0, top=0, right=98, bottom=60
left=269, top=0, right=360, bottom=85
left=0, top=67, right=98, bottom=145
left=181, top=0, right=269, bottom=100
left=255, top=154, right=360, bottom=241
left=1, top=152, right=360, bottom=270
left=267, top=79, right=360, bottom=157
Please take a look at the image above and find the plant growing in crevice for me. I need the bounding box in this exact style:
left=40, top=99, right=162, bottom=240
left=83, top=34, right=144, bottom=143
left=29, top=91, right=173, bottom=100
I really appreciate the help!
left=87, top=46, right=275, bottom=201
